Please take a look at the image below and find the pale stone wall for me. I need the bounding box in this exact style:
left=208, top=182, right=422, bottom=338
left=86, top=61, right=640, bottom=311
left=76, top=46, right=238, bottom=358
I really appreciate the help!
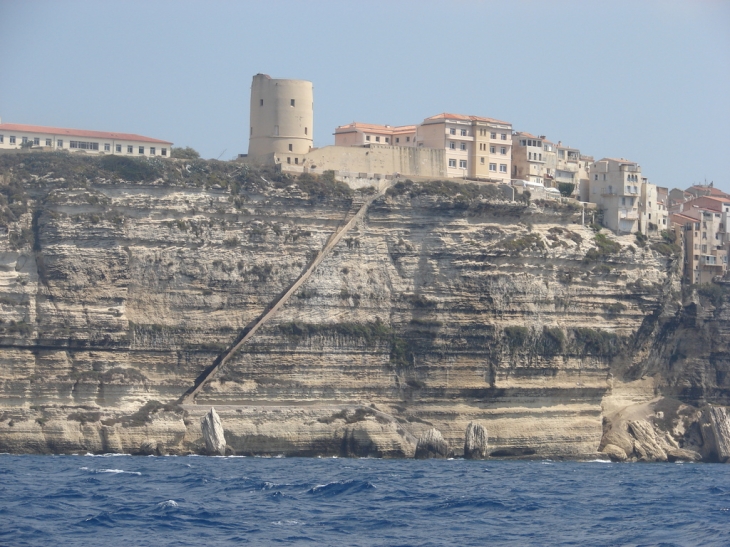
left=301, top=144, right=445, bottom=179
left=248, top=74, right=314, bottom=158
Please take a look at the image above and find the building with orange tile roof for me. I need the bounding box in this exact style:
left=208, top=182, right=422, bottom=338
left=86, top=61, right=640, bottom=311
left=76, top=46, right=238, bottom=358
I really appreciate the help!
left=0, top=122, right=172, bottom=157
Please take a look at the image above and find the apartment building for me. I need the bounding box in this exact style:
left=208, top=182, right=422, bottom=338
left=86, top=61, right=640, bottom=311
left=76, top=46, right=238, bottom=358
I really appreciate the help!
left=416, top=113, right=474, bottom=178
left=333, top=122, right=417, bottom=147
left=511, top=133, right=550, bottom=185
left=672, top=208, right=728, bottom=284
left=0, top=123, right=172, bottom=157
left=468, top=116, right=512, bottom=183
left=588, top=158, right=658, bottom=234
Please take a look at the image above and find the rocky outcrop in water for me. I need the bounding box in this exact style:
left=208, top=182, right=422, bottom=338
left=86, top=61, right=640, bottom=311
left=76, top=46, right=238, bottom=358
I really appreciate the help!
left=0, top=153, right=728, bottom=459
left=415, top=428, right=450, bottom=459
left=463, top=422, right=488, bottom=459
left=201, top=407, right=226, bottom=455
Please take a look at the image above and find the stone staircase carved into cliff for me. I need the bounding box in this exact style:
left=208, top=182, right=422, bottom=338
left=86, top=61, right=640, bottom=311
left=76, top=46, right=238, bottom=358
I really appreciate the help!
left=180, top=181, right=391, bottom=405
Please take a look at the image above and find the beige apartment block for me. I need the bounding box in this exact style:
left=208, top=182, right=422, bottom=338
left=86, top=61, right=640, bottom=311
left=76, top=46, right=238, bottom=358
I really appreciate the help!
left=511, top=132, right=550, bottom=185
left=417, top=113, right=474, bottom=178
left=334, top=123, right=417, bottom=147
left=470, top=116, right=512, bottom=183
left=0, top=123, right=172, bottom=157
left=248, top=74, right=313, bottom=162
left=672, top=209, right=728, bottom=284
left=588, top=158, right=657, bottom=234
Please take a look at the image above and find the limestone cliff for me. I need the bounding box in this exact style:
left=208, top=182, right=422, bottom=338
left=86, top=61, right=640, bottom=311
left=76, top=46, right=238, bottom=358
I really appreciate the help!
left=0, top=152, right=727, bottom=460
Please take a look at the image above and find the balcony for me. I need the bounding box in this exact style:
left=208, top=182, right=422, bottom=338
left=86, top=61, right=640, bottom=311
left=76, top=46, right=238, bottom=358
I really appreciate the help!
left=619, top=209, right=639, bottom=221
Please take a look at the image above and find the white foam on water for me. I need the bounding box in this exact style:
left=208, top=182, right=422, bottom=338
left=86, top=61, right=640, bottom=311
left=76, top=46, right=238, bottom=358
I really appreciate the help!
left=95, top=468, right=142, bottom=475
left=157, top=500, right=178, bottom=508
left=585, top=459, right=612, bottom=463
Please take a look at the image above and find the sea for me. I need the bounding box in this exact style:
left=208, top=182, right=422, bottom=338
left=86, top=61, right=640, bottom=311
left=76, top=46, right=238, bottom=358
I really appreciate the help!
left=0, top=455, right=729, bottom=547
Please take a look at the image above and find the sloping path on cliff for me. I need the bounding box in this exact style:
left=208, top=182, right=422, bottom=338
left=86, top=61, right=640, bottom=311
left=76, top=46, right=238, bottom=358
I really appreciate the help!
left=180, top=180, right=392, bottom=405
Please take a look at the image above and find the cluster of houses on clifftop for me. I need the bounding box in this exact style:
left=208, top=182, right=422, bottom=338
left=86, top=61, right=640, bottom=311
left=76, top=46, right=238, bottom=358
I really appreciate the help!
left=1, top=73, right=727, bottom=284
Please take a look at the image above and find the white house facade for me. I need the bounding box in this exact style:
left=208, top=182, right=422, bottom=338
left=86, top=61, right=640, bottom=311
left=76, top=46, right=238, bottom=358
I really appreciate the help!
left=0, top=123, right=173, bottom=157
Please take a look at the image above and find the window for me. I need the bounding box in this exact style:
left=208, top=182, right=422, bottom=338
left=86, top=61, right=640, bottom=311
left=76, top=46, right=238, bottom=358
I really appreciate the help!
left=603, top=174, right=607, bottom=180
left=104, top=143, right=110, bottom=152
left=489, top=163, right=497, bottom=171
left=500, top=147, right=506, bottom=155
left=490, top=146, right=495, bottom=153
left=460, top=142, right=466, bottom=151
left=406, top=136, right=410, bottom=142
left=499, top=164, right=507, bottom=173
left=459, top=160, right=467, bottom=169
left=304, top=127, right=308, bottom=135
left=116, top=144, right=122, bottom=153
left=702, top=232, right=707, bottom=239
left=127, top=145, right=133, bottom=153
left=70, top=141, right=100, bottom=150
left=539, top=153, right=542, bottom=161
left=295, top=157, right=299, bottom=164
left=150, top=147, right=156, bottom=155
left=161, top=148, right=167, bottom=156
left=480, top=157, right=485, bottom=164
left=10, top=136, right=16, bottom=144
left=520, top=139, right=526, bottom=146
left=528, top=152, right=532, bottom=160
left=260, top=99, right=263, bottom=106
left=490, top=132, right=496, bottom=139
left=448, top=159, right=456, bottom=167
left=385, top=138, right=389, bottom=143
left=460, top=129, right=467, bottom=136
left=287, top=157, right=291, bottom=164
left=138, top=146, right=144, bottom=154
left=288, top=143, right=293, bottom=151
left=450, top=128, right=456, bottom=135
left=57, top=139, right=63, bottom=148
left=375, top=136, right=380, bottom=142
left=395, top=138, right=400, bottom=143
left=365, top=135, right=371, bottom=141
left=22, top=137, right=28, bottom=144
left=33, top=138, right=40, bottom=145
left=622, top=197, right=626, bottom=205
left=290, top=99, right=295, bottom=107
left=45, top=139, right=51, bottom=146
left=0, top=135, right=3, bottom=143
left=449, top=142, right=455, bottom=149
left=501, top=133, right=507, bottom=140
left=648, top=213, right=652, bottom=219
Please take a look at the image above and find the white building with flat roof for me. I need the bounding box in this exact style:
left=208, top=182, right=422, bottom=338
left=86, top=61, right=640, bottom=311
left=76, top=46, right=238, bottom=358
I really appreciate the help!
left=0, top=122, right=172, bottom=157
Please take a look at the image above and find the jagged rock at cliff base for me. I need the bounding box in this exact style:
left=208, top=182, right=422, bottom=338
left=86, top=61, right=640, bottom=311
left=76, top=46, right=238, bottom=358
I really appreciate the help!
left=601, top=443, right=628, bottom=462
left=628, top=420, right=668, bottom=462
left=708, top=407, right=730, bottom=463
left=463, top=422, right=488, bottom=459
left=201, top=407, right=226, bottom=455
left=666, top=448, right=702, bottom=462
left=414, top=428, right=450, bottom=459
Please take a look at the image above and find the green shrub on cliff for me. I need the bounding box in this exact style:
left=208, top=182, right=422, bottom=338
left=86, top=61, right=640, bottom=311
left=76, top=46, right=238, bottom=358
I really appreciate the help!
left=572, top=328, right=622, bottom=356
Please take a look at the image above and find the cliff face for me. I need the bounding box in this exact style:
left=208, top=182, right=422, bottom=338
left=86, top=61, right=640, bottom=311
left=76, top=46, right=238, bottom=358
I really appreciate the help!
left=0, top=152, right=726, bottom=459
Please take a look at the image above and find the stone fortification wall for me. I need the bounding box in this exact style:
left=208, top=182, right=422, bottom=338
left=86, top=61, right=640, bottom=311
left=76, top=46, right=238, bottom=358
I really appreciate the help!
left=303, top=144, right=445, bottom=180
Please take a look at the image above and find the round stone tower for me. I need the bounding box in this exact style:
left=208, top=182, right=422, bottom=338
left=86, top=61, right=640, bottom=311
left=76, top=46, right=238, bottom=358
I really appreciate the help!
left=248, top=73, right=313, bottom=159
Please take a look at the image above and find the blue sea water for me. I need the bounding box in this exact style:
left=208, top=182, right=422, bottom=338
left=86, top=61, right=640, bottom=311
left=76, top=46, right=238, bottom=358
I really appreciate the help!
left=0, top=455, right=729, bottom=546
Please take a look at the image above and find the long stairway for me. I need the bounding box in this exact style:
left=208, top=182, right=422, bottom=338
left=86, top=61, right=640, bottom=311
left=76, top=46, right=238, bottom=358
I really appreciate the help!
left=180, top=182, right=390, bottom=405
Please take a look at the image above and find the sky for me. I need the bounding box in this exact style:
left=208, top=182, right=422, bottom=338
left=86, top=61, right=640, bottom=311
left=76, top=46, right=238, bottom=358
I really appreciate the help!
left=1, top=0, right=728, bottom=193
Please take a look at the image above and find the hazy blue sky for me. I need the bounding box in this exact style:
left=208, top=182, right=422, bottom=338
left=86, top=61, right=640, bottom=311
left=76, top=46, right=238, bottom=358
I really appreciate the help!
left=1, top=1, right=728, bottom=192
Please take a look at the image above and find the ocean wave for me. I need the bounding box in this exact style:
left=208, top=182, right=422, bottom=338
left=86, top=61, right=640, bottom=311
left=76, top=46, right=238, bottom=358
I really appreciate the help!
left=306, top=479, right=376, bottom=496
left=81, top=467, right=142, bottom=475
left=83, top=453, right=130, bottom=457
left=156, top=500, right=178, bottom=509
